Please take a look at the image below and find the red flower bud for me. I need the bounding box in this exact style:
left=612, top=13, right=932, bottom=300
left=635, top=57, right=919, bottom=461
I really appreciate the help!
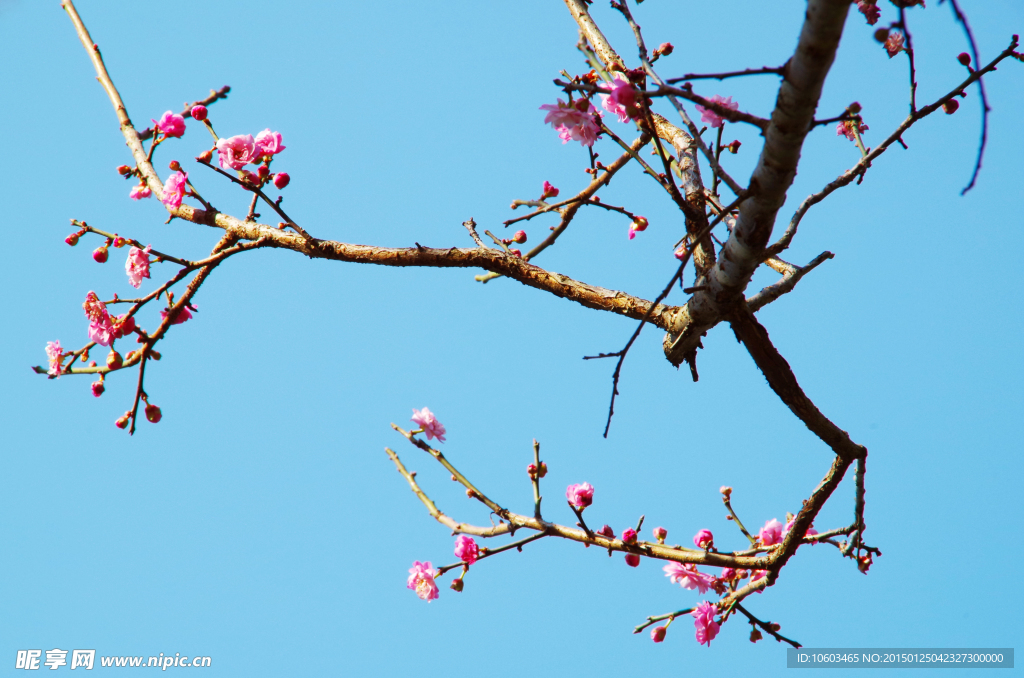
left=258, top=164, right=270, bottom=179
left=624, top=554, right=640, bottom=567
left=622, top=527, right=638, bottom=545
left=91, top=380, right=105, bottom=397
left=513, top=230, right=527, bottom=244
left=145, top=403, right=162, bottom=423
left=598, top=525, right=615, bottom=539
left=169, top=159, right=181, bottom=171
left=508, top=248, right=522, bottom=258
left=92, top=246, right=109, bottom=264
left=957, top=52, right=971, bottom=66
left=651, top=626, right=667, bottom=643
left=196, top=149, right=214, bottom=163
left=65, top=233, right=80, bottom=246
left=117, top=164, right=132, bottom=176
left=874, top=28, right=890, bottom=43
left=273, top=172, right=290, bottom=189
left=450, top=578, right=464, bottom=592
left=118, top=314, right=136, bottom=335
left=115, top=412, right=131, bottom=429
left=727, top=140, right=742, bottom=154
left=942, top=99, right=960, bottom=114
left=112, top=235, right=126, bottom=248
left=106, top=350, right=123, bottom=370
left=655, top=42, right=673, bottom=57
left=750, top=629, right=763, bottom=643
left=190, top=105, right=208, bottom=121
left=630, top=216, right=648, bottom=232
left=653, top=526, right=668, bottom=542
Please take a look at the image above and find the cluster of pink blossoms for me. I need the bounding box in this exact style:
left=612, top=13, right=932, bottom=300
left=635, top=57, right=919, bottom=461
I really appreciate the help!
left=411, top=407, right=446, bottom=442
left=540, top=99, right=601, bottom=147
left=125, top=246, right=152, bottom=289
left=695, top=95, right=738, bottom=128
left=565, top=482, right=594, bottom=510
left=216, top=129, right=286, bottom=171
left=406, top=561, right=439, bottom=602
left=83, top=291, right=115, bottom=346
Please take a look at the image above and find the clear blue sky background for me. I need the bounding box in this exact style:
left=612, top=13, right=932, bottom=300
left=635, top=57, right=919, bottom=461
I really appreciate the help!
left=1, top=0, right=1021, bottom=675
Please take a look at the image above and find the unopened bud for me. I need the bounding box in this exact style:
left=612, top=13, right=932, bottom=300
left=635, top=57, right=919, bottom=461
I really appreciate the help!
left=874, top=28, right=890, bottom=43
left=598, top=525, right=615, bottom=539
left=65, top=233, right=80, bottom=246
left=169, top=160, right=181, bottom=172
left=106, top=350, right=123, bottom=370
left=727, top=140, right=741, bottom=154
left=145, top=403, right=162, bottom=423
left=196, top=149, right=214, bottom=163
left=622, top=528, right=638, bottom=545
left=190, top=104, right=208, bottom=121
left=750, top=629, right=763, bottom=643
left=124, top=350, right=137, bottom=364
left=942, top=99, right=959, bottom=114
left=513, top=230, right=527, bottom=244
left=574, top=99, right=591, bottom=112
left=624, top=554, right=640, bottom=567
left=653, top=526, right=668, bottom=543
left=508, top=248, right=522, bottom=258
left=91, top=379, right=105, bottom=397
left=450, top=578, right=464, bottom=592
left=655, top=42, right=673, bottom=57
left=651, top=626, right=667, bottom=643
left=273, top=172, right=290, bottom=189
left=769, top=623, right=781, bottom=632
left=92, top=246, right=109, bottom=264
left=720, top=486, right=733, bottom=500
left=537, top=461, right=547, bottom=478
left=117, top=164, right=132, bottom=176
left=957, top=52, right=971, bottom=66
left=115, top=412, right=131, bottom=429
left=258, top=164, right=270, bottom=179
left=150, top=350, right=161, bottom=361
left=631, top=216, right=648, bottom=232
left=466, top=488, right=477, bottom=499
left=118, top=315, right=136, bottom=335
left=112, top=235, right=126, bottom=248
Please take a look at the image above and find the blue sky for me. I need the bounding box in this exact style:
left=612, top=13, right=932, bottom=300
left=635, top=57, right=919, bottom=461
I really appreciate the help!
left=1, top=0, right=1021, bottom=675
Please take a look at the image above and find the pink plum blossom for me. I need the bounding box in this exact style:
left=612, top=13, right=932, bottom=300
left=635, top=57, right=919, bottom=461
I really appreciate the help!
left=541, top=180, right=559, bottom=199
left=663, top=562, right=715, bottom=594
left=693, top=529, right=714, bottom=549
left=254, top=129, right=286, bottom=157
left=653, top=526, right=667, bottom=542
left=884, top=32, right=905, bottom=58
left=540, top=99, right=602, bottom=147
left=216, top=134, right=258, bottom=170
left=621, top=528, right=638, bottom=545
left=836, top=119, right=869, bottom=141
left=45, top=340, right=64, bottom=377
left=454, top=535, right=479, bottom=565
left=565, top=482, right=594, bottom=510
left=857, top=0, right=881, bottom=24
left=153, top=111, right=186, bottom=138
left=125, top=246, right=151, bottom=289
left=129, top=184, right=152, bottom=200
left=161, top=304, right=193, bottom=325
left=598, top=525, right=615, bottom=539
left=783, top=518, right=818, bottom=539
left=83, top=291, right=115, bottom=347
left=161, top=171, right=188, bottom=209
left=692, top=601, right=720, bottom=646
left=411, top=407, right=446, bottom=442
left=695, top=95, right=739, bottom=128
left=406, top=561, right=439, bottom=602
left=758, top=518, right=783, bottom=546
left=598, top=75, right=640, bottom=123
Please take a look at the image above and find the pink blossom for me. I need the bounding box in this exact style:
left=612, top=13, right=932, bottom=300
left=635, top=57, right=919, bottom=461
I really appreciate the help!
left=161, top=171, right=188, bottom=209
left=622, top=528, right=637, bottom=545
left=857, top=0, right=881, bottom=24
left=758, top=518, right=783, bottom=546
left=45, top=340, right=64, bottom=377
left=83, top=291, right=115, bottom=347
left=663, top=563, right=715, bottom=594
left=674, top=245, right=688, bottom=260
left=254, top=129, right=286, bottom=157
left=541, top=180, right=559, bottom=199
left=836, top=119, right=869, bottom=142
left=540, top=99, right=602, bottom=148
left=695, top=95, right=739, bottom=128
left=411, top=407, right=446, bottom=442
left=598, top=75, right=639, bottom=123
left=628, top=216, right=649, bottom=240
left=216, top=134, right=258, bottom=170
left=783, top=518, right=818, bottom=539
left=693, top=529, right=714, bottom=549
left=153, top=111, right=186, bottom=138
left=125, top=246, right=152, bottom=289
left=598, top=525, right=615, bottom=539
left=161, top=304, right=193, bottom=325
left=884, top=32, right=905, bottom=58
left=691, top=601, right=720, bottom=646
left=720, top=568, right=735, bottom=581
left=565, top=482, right=594, bottom=510
left=129, top=184, right=152, bottom=200
left=406, top=561, right=439, bottom=602
left=454, top=535, right=479, bottom=565
left=651, top=626, right=667, bottom=643
left=624, top=554, right=640, bottom=567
